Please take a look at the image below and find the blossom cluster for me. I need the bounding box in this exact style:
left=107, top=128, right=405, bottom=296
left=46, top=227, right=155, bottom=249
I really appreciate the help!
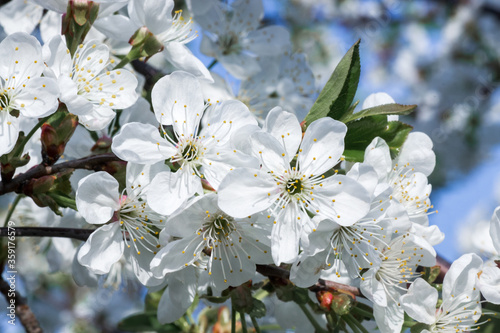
left=0, top=0, right=498, bottom=332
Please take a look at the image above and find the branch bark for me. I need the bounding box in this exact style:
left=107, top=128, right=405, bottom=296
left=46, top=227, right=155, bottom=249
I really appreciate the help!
left=0, top=153, right=122, bottom=195
left=0, top=226, right=452, bottom=300
left=0, top=227, right=93, bottom=241
left=256, top=264, right=363, bottom=297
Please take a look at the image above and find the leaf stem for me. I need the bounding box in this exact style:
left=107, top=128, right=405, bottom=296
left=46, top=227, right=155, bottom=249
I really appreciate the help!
left=344, top=313, right=369, bottom=333
left=350, top=306, right=374, bottom=319
left=11, top=116, right=49, bottom=158
left=342, top=314, right=361, bottom=333
left=298, top=303, right=327, bottom=333
left=240, top=312, right=248, bottom=333
left=231, top=305, right=236, bottom=333
left=207, top=59, right=217, bottom=70
left=3, top=195, right=21, bottom=227
left=114, top=55, right=133, bottom=70
left=250, top=315, right=261, bottom=333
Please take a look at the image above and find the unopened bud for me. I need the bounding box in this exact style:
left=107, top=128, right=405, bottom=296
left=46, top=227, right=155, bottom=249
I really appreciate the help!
left=41, top=109, right=78, bottom=165
left=316, top=291, right=334, bottom=311
left=1, top=153, right=30, bottom=182
left=128, top=27, right=164, bottom=62
left=91, top=135, right=112, bottom=154
left=63, top=0, right=100, bottom=55
left=330, top=292, right=354, bottom=316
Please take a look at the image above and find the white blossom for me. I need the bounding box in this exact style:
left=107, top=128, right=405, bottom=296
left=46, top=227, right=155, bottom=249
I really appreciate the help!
left=0, top=32, right=59, bottom=155
left=112, top=71, right=258, bottom=214
left=75, top=163, right=168, bottom=284
left=218, top=108, right=371, bottom=265
left=401, top=253, right=483, bottom=333
left=43, top=36, right=138, bottom=130
left=150, top=193, right=271, bottom=291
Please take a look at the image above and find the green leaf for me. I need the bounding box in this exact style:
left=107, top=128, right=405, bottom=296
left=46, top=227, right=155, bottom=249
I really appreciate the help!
left=304, top=40, right=361, bottom=125
left=145, top=291, right=163, bottom=312
left=343, top=116, right=413, bottom=162
left=248, top=298, right=266, bottom=318
left=117, top=312, right=182, bottom=332
left=201, top=287, right=232, bottom=304
left=423, top=266, right=441, bottom=284
left=231, top=284, right=254, bottom=313
left=340, top=103, right=417, bottom=123
left=275, top=284, right=310, bottom=304
left=201, top=294, right=231, bottom=304
left=410, top=323, right=431, bottom=333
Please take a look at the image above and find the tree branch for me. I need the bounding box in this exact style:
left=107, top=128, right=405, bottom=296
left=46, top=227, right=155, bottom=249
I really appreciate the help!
left=0, top=153, right=122, bottom=195
left=0, top=226, right=451, bottom=300
left=0, top=276, right=43, bottom=333
left=256, top=264, right=363, bottom=297
left=0, top=227, right=93, bottom=241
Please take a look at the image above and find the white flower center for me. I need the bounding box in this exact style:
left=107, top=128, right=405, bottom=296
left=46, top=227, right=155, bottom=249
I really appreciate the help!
left=389, top=163, right=434, bottom=220
left=326, top=221, right=386, bottom=277
left=171, top=137, right=205, bottom=168
left=116, top=188, right=165, bottom=256
left=432, top=293, right=483, bottom=332
left=274, top=168, right=315, bottom=206
left=0, top=92, right=13, bottom=114
left=219, top=33, right=241, bottom=55
left=157, top=10, right=198, bottom=45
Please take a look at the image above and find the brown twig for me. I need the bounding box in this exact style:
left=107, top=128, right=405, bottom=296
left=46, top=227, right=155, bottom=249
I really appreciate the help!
left=131, top=59, right=166, bottom=92
left=0, top=276, right=43, bottom=333
left=435, top=254, right=451, bottom=284
left=256, top=264, right=363, bottom=297
left=0, top=227, right=93, bottom=241
left=0, top=227, right=451, bottom=301
left=0, top=153, right=122, bottom=195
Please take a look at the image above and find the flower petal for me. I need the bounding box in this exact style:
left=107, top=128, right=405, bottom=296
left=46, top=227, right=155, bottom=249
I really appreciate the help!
left=271, top=202, right=308, bottom=265
left=298, top=117, right=347, bottom=176
left=150, top=237, right=200, bottom=277
left=218, top=167, right=278, bottom=218
left=93, top=14, right=137, bottom=42
left=78, top=105, right=116, bottom=131
left=76, top=171, right=120, bottom=224
left=0, top=112, right=19, bottom=156
left=147, top=169, right=201, bottom=216
left=478, top=265, right=500, bottom=304
left=151, top=70, right=205, bottom=134
left=400, top=278, right=437, bottom=325
left=360, top=269, right=387, bottom=307
left=490, top=206, right=500, bottom=254
left=15, top=77, right=59, bottom=118
left=249, top=131, right=289, bottom=173
left=263, top=107, right=302, bottom=161
left=0, top=32, right=44, bottom=81
left=313, top=175, right=371, bottom=226
left=373, top=302, right=404, bottom=333
left=442, top=253, right=483, bottom=300
left=112, top=122, right=176, bottom=164
left=157, top=266, right=198, bottom=324
left=77, top=223, right=124, bottom=274
left=364, top=137, right=392, bottom=183
left=166, top=194, right=218, bottom=237
left=397, top=132, right=435, bottom=177
left=128, top=0, right=173, bottom=35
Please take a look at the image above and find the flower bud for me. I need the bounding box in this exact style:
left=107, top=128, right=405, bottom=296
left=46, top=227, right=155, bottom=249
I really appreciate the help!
left=91, top=135, right=112, bottom=154
left=128, top=27, right=164, bottom=62
left=41, top=109, right=78, bottom=165
left=1, top=153, right=30, bottom=182
left=63, top=0, right=100, bottom=55
left=330, top=293, right=353, bottom=316
left=316, top=291, right=334, bottom=311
